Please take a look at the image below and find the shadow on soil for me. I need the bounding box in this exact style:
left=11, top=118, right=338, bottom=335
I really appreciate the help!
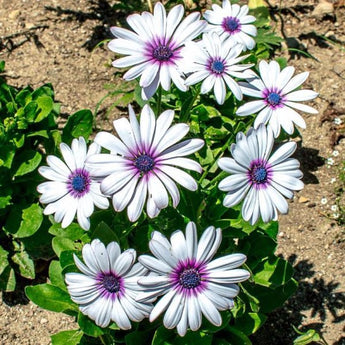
left=45, top=0, right=145, bottom=51
left=295, top=147, right=325, bottom=185
left=252, top=254, right=345, bottom=345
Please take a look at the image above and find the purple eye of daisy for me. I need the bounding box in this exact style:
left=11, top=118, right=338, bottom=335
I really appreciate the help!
left=179, top=268, right=201, bottom=289
left=153, top=45, right=173, bottom=62
left=210, top=59, right=225, bottom=74
left=101, top=274, right=122, bottom=293
left=248, top=159, right=271, bottom=187
left=252, top=166, right=267, bottom=183
left=134, top=154, right=155, bottom=173
left=222, top=17, right=241, bottom=34
left=68, top=168, right=91, bottom=197
left=267, top=92, right=281, bottom=106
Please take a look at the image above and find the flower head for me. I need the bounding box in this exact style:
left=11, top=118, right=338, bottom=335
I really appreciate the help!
left=204, top=0, right=257, bottom=51
left=108, top=2, right=207, bottom=100
left=65, top=239, right=152, bottom=328
left=218, top=124, right=304, bottom=224
left=137, top=222, right=250, bottom=336
left=181, top=32, right=254, bottom=104
left=86, top=104, right=204, bottom=222
left=37, top=137, right=109, bottom=230
left=236, top=60, right=318, bottom=137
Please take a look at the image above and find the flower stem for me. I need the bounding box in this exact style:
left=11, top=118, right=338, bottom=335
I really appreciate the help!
left=180, top=85, right=200, bottom=123
left=156, top=86, right=162, bottom=115
left=99, top=334, right=115, bottom=345
left=198, top=132, right=235, bottom=186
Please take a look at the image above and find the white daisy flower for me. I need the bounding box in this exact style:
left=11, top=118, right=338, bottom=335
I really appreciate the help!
left=218, top=124, right=304, bottom=225
left=327, top=157, right=334, bottom=166
left=203, top=0, right=257, bottom=51
left=37, top=137, right=109, bottom=230
left=86, top=104, right=204, bottom=222
left=137, top=222, right=250, bottom=336
left=332, top=150, right=339, bottom=157
left=181, top=32, right=254, bottom=104
left=236, top=60, right=319, bottom=138
left=108, top=2, right=207, bottom=100
left=331, top=204, right=338, bottom=212
left=65, top=239, right=152, bottom=329
left=321, top=197, right=328, bottom=205
left=334, top=117, right=342, bottom=125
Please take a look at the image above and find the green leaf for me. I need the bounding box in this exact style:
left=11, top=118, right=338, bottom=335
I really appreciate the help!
left=15, top=88, right=32, bottom=107
left=152, top=326, right=175, bottom=345
left=18, top=203, right=43, bottom=237
left=224, top=326, right=252, bottom=345
left=0, top=188, right=12, bottom=210
left=62, top=109, right=93, bottom=142
left=49, top=223, right=86, bottom=241
left=244, top=278, right=298, bottom=313
left=13, top=150, right=42, bottom=177
left=25, top=284, right=78, bottom=313
left=51, top=330, right=83, bottom=345
left=52, top=237, right=78, bottom=257
left=34, top=95, right=54, bottom=122
left=234, top=312, right=267, bottom=335
left=174, top=332, right=212, bottom=345
left=253, top=256, right=294, bottom=288
left=0, top=144, right=15, bottom=168
left=12, top=248, right=35, bottom=279
left=24, top=101, right=38, bottom=122
left=0, top=245, right=9, bottom=275
left=0, top=266, right=16, bottom=291
left=78, top=312, right=106, bottom=337
left=125, top=330, right=152, bottom=345
left=91, top=221, right=119, bottom=245
left=293, top=329, right=321, bottom=345
left=49, top=260, right=67, bottom=290
left=0, top=60, right=5, bottom=72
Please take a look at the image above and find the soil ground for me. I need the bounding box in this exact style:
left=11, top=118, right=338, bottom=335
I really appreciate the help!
left=0, top=0, right=344, bottom=344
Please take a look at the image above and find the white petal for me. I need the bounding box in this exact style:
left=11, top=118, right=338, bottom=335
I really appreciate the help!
left=138, top=255, right=172, bottom=274
left=236, top=100, right=266, bottom=116
left=187, top=295, right=202, bottom=331
left=127, top=178, right=147, bottom=222
left=149, top=289, right=176, bottom=322
left=114, top=249, right=136, bottom=276
left=158, top=165, right=197, bottom=191
left=149, top=239, right=178, bottom=268
left=282, top=71, right=309, bottom=95
left=199, top=293, right=222, bottom=326
left=112, top=298, right=132, bottom=330
left=207, top=253, right=247, bottom=271
left=208, top=268, right=250, bottom=283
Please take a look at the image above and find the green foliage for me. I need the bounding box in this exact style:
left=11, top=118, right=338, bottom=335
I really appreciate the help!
left=21, top=0, right=305, bottom=343
left=0, top=60, right=97, bottom=291
left=293, top=326, right=324, bottom=345
left=0, top=62, right=61, bottom=290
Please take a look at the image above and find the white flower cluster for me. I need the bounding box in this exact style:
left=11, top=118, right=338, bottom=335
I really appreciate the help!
left=37, top=0, right=318, bottom=232
left=65, top=223, right=250, bottom=336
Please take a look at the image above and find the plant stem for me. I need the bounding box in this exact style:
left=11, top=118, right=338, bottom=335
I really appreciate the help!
left=156, top=86, right=162, bottom=115
left=180, top=86, right=200, bottom=123
left=198, top=132, right=235, bottom=186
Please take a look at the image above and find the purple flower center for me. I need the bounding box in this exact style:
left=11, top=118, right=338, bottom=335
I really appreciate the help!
left=210, top=59, right=225, bottom=74
left=134, top=154, right=155, bottom=173
left=102, top=274, right=121, bottom=293
left=267, top=92, right=281, bottom=106
left=222, top=17, right=241, bottom=34
left=248, top=159, right=272, bottom=188
left=252, top=166, right=267, bottom=183
left=179, top=268, right=201, bottom=289
left=68, top=168, right=91, bottom=198
left=153, top=45, right=173, bottom=62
